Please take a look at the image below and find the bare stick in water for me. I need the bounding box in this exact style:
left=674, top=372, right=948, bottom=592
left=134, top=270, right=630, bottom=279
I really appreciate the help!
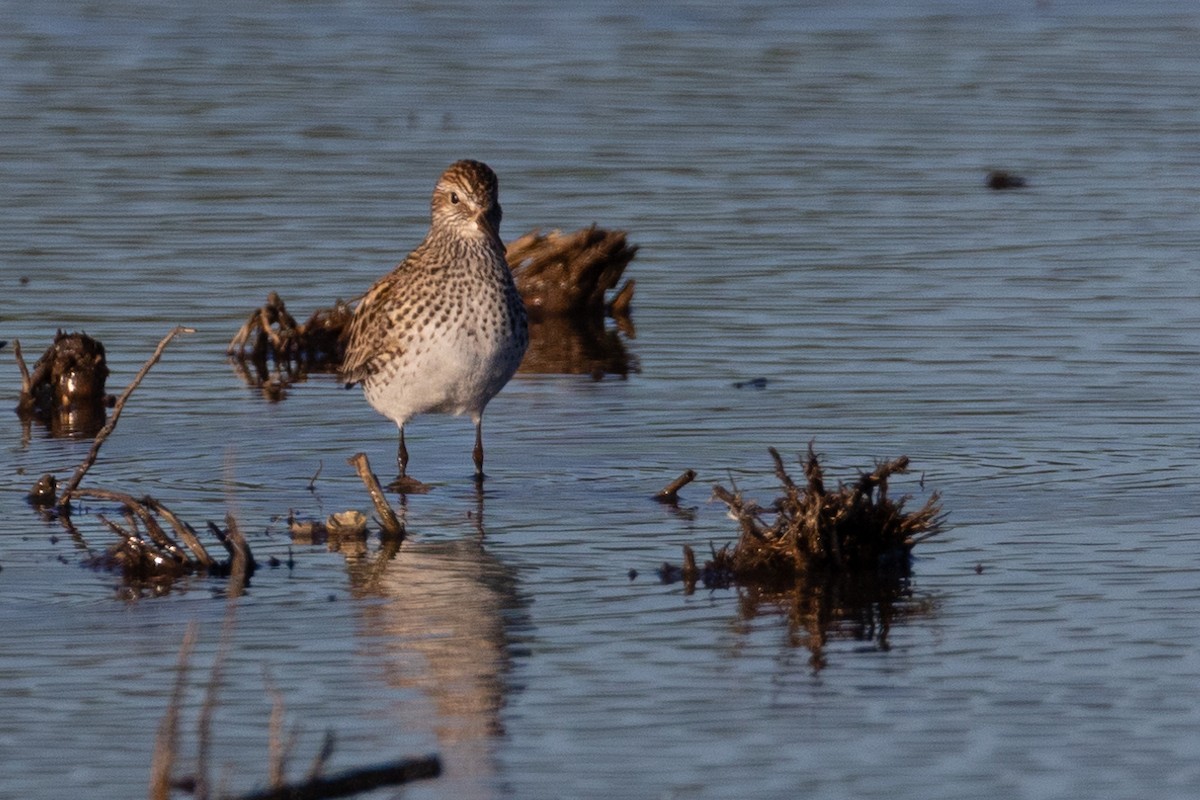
left=654, top=469, right=697, bottom=504
left=347, top=453, right=404, bottom=537
left=12, top=339, right=31, bottom=394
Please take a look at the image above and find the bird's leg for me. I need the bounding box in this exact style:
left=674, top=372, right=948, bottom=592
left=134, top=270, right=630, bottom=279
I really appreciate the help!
left=387, top=425, right=429, bottom=494
left=397, top=426, right=409, bottom=478
left=473, top=417, right=485, bottom=482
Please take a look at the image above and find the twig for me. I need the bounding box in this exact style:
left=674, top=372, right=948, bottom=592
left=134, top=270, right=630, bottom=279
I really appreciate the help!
left=82, top=489, right=189, bottom=565
left=197, top=568, right=241, bottom=800
left=653, top=469, right=696, bottom=504
left=264, top=670, right=298, bottom=790
left=141, top=496, right=215, bottom=568
left=13, top=339, right=30, bottom=394
left=306, top=731, right=336, bottom=782
left=224, top=514, right=250, bottom=599
left=222, top=754, right=442, bottom=800
left=346, top=453, right=404, bottom=537
left=307, top=461, right=323, bottom=492
left=57, top=326, right=195, bottom=508
left=149, top=622, right=199, bottom=800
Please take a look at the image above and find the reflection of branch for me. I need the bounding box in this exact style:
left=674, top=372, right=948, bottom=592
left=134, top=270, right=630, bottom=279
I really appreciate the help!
left=57, top=326, right=194, bottom=508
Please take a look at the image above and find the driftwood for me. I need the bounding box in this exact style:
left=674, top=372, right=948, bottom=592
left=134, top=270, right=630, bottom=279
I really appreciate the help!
left=224, top=756, right=442, bottom=800
left=509, top=226, right=638, bottom=377
left=73, top=490, right=255, bottom=593
left=506, top=225, right=636, bottom=324
left=653, top=469, right=696, bottom=504
left=346, top=453, right=404, bottom=538
left=13, top=331, right=113, bottom=438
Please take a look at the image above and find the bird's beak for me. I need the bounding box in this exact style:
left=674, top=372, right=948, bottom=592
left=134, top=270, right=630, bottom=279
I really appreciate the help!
left=474, top=209, right=501, bottom=242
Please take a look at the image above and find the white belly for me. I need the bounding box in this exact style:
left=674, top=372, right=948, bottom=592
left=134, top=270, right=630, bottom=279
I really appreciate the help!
left=363, top=324, right=521, bottom=425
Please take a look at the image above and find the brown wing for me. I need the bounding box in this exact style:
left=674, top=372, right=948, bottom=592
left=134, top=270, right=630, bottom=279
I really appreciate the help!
left=339, top=269, right=405, bottom=386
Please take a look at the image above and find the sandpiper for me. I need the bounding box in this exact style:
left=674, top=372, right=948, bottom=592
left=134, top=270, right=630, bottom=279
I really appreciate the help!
left=340, top=160, right=528, bottom=487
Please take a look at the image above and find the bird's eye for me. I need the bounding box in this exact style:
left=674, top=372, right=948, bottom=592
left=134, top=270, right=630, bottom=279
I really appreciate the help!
left=450, top=192, right=460, bottom=204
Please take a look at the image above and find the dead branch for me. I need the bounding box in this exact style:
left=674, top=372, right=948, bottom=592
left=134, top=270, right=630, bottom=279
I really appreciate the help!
left=306, top=731, right=336, bottom=783
left=222, top=754, right=442, bottom=800
left=13, top=338, right=30, bottom=394
left=654, top=469, right=696, bottom=504
left=224, top=514, right=250, bottom=599
left=140, top=496, right=215, bottom=569
left=346, top=453, right=404, bottom=538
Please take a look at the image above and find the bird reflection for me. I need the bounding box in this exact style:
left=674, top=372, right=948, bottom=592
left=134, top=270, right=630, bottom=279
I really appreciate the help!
left=338, top=493, right=525, bottom=799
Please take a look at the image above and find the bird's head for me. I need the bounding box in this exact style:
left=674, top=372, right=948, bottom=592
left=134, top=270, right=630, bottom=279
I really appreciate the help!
left=430, top=159, right=503, bottom=245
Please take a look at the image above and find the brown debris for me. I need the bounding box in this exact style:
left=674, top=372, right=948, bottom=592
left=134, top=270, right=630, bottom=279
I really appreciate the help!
left=698, top=444, right=943, bottom=585
left=64, top=489, right=255, bottom=596
left=346, top=452, right=405, bottom=538
left=226, top=291, right=354, bottom=396
left=506, top=225, right=637, bottom=323
left=510, top=226, right=638, bottom=378
left=661, top=444, right=944, bottom=669
left=20, top=327, right=247, bottom=596
left=13, top=331, right=113, bottom=438
left=57, top=326, right=194, bottom=508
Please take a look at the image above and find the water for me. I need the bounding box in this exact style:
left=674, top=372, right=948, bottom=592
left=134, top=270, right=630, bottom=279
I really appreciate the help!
left=2, top=1, right=1200, bottom=797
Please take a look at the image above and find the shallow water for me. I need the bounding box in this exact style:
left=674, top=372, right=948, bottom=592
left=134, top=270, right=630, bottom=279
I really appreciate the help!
left=3, top=1, right=1200, bottom=798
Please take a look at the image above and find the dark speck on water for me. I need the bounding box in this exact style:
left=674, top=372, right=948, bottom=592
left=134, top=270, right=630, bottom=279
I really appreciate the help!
left=2, top=1, right=1199, bottom=798
left=986, top=170, right=1028, bottom=190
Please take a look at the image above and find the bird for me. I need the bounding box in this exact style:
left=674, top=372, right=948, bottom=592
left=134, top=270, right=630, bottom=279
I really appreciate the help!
left=340, top=160, right=528, bottom=489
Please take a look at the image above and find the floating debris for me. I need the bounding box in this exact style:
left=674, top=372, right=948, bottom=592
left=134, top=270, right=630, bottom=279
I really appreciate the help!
left=26, top=473, right=58, bottom=507
left=986, top=170, right=1027, bottom=190
left=13, top=331, right=113, bottom=438
left=510, top=226, right=638, bottom=378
